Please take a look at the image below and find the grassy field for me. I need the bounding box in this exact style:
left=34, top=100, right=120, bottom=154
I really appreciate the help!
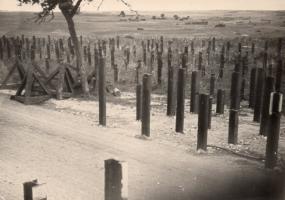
left=0, top=10, right=285, bottom=38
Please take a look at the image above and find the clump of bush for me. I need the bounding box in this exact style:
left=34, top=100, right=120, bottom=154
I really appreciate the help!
left=128, top=15, right=146, bottom=22
left=215, top=23, right=226, bottom=28
left=179, top=16, right=190, bottom=21
left=173, top=14, right=179, bottom=20
left=191, top=21, right=208, bottom=25
left=152, top=14, right=166, bottom=20
left=119, top=11, right=126, bottom=17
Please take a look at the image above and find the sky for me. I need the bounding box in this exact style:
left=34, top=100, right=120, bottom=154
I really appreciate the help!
left=0, top=0, right=285, bottom=12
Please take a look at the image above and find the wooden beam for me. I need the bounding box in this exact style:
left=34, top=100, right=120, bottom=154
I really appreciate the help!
left=0, top=63, right=17, bottom=88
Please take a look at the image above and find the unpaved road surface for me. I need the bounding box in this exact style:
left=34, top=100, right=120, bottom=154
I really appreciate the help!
left=0, top=92, right=284, bottom=200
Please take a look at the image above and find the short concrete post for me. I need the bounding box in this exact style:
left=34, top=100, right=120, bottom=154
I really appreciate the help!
left=265, top=92, right=282, bottom=169
left=253, top=68, right=265, bottom=122
left=23, top=180, right=40, bottom=200
left=260, top=77, right=275, bottom=136
left=210, top=73, right=215, bottom=97
left=190, top=71, right=200, bottom=113
left=249, top=68, right=257, bottom=108
left=197, top=94, right=209, bottom=150
left=105, top=159, right=128, bottom=200
left=0, top=39, right=3, bottom=60
left=114, top=65, right=119, bottom=83
left=136, top=84, right=142, bottom=121
left=208, top=97, right=213, bottom=129
left=216, top=89, right=225, bottom=114
left=157, top=51, right=163, bottom=84
left=99, top=50, right=106, bottom=126
left=141, top=74, right=152, bottom=137
left=167, top=66, right=175, bottom=116
left=176, top=68, right=186, bottom=133
left=228, top=72, right=241, bottom=144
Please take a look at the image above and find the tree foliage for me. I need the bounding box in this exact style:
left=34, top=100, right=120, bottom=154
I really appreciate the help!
left=18, top=0, right=85, bottom=23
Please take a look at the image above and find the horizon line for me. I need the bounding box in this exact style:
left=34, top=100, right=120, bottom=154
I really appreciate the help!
left=0, top=9, right=285, bottom=13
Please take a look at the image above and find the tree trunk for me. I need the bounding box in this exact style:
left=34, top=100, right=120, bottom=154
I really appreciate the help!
left=61, top=9, right=89, bottom=96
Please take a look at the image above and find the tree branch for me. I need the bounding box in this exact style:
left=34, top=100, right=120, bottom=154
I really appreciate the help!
left=71, top=0, right=83, bottom=17
left=97, top=0, right=138, bottom=15
left=118, top=0, right=138, bottom=15
left=30, top=0, right=58, bottom=24
left=97, top=0, right=105, bottom=11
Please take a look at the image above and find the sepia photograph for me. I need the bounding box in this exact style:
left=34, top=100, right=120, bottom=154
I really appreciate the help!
left=0, top=0, right=284, bottom=199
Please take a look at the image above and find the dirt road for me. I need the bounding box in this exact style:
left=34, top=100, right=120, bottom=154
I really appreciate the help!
left=0, top=92, right=284, bottom=200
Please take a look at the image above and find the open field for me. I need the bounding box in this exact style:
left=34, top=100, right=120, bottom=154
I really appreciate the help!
left=0, top=10, right=285, bottom=38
